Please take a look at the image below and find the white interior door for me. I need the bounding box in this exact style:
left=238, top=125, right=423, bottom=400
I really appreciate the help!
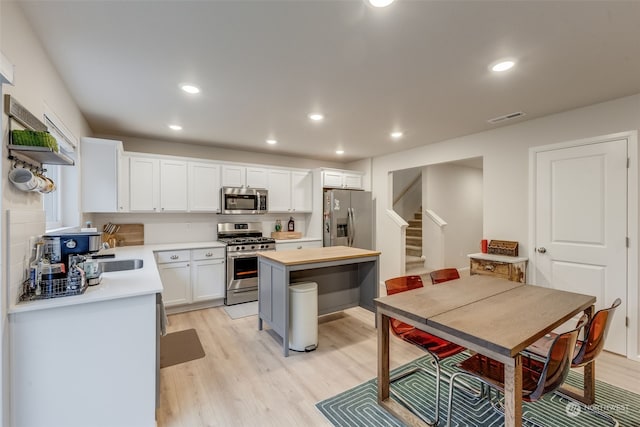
left=535, top=138, right=627, bottom=355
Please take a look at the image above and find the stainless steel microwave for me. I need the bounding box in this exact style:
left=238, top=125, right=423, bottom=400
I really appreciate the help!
left=221, top=187, right=268, bottom=214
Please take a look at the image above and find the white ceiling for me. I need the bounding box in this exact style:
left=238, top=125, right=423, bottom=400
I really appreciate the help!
left=17, top=0, right=640, bottom=162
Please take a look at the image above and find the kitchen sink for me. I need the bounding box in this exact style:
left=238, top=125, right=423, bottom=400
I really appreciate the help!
left=99, top=258, right=144, bottom=272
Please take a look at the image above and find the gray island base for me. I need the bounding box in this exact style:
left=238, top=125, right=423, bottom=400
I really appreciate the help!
left=258, top=246, right=381, bottom=356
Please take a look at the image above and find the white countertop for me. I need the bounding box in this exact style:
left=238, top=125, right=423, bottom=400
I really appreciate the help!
left=9, top=241, right=224, bottom=314
left=467, top=252, right=528, bottom=263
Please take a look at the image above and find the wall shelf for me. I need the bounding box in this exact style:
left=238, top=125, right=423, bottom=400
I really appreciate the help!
left=4, top=94, right=75, bottom=168
left=8, top=145, right=74, bottom=166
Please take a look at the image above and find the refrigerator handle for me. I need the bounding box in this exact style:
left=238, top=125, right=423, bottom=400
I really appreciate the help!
left=348, top=208, right=355, bottom=247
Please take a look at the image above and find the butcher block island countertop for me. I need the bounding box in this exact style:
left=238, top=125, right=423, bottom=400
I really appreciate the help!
left=257, top=245, right=381, bottom=266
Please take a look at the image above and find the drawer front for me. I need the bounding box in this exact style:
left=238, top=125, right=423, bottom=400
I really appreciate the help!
left=192, top=247, right=225, bottom=261
left=470, top=259, right=511, bottom=279
left=156, top=250, right=191, bottom=264
left=276, top=240, right=322, bottom=251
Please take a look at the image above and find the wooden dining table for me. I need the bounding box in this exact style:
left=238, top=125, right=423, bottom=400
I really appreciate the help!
left=375, top=275, right=596, bottom=427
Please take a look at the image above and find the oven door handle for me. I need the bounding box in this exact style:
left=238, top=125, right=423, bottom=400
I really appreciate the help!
left=226, top=251, right=275, bottom=259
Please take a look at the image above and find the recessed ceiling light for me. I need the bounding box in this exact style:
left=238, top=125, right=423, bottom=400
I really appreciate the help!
left=491, top=60, right=516, bottom=72
left=180, top=84, right=200, bottom=94
left=308, top=113, right=324, bottom=122
left=168, top=124, right=182, bottom=131
left=266, top=139, right=278, bottom=145
left=390, top=131, right=404, bottom=139
left=336, top=150, right=344, bottom=155
left=368, top=0, right=395, bottom=7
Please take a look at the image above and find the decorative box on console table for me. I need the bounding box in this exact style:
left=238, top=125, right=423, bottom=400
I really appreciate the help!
left=468, top=252, right=528, bottom=283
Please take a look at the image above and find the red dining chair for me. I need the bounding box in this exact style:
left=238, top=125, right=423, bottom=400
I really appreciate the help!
left=524, top=298, right=622, bottom=426
left=446, top=325, right=582, bottom=427
left=526, top=298, right=621, bottom=368
left=384, top=275, right=466, bottom=426
left=429, top=268, right=460, bottom=284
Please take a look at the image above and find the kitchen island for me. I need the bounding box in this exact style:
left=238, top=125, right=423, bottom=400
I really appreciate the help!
left=257, top=245, right=381, bottom=356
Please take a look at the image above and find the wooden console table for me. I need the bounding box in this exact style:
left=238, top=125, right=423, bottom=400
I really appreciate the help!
left=468, top=252, right=528, bottom=283
left=257, top=246, right=380, bottom=356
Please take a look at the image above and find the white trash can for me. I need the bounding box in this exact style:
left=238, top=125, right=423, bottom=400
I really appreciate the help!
left=289, top=282, right=318, bottom=352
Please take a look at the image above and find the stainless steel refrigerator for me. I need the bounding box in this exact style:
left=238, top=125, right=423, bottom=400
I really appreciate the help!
left=323, top=189, right=373, bottom=250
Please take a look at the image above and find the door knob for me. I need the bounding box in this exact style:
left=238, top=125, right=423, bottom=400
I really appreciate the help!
left=537, top=247, right=547, bottom=253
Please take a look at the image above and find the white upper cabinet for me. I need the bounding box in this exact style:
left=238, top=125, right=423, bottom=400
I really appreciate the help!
left=159, top=159, right=188, bottom=211
left=188, top=162, right=221, bottom=212
left=321, top=169, right=364, bottom=189
left=267, top=169, right=292, bottom=212
left=322, top=171, right=344, bottom=188
left=129, top=155, right=188, bottom=212
left=267, top=169, right=312, bottom=213
left=246, top=167, right=268, bottom=188
left=81, top=137, right=129, bottom=213
left=291, top=170, right=313, bottom=212
left=221, top=165, right=268, bottom=188
left=118, top=153, right=130, bottom=212
left=343, top=173, right=363, bottom=189
left=129, top=156, right=160, bottom=212
left=221, top=165, right=245, bottom=187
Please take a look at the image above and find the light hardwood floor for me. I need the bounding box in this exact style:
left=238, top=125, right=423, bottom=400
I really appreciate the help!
left=157, top=306, right=640, bottom=427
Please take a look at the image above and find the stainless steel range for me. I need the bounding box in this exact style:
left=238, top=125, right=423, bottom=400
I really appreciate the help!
left=218, top=222, right=275, bottom=305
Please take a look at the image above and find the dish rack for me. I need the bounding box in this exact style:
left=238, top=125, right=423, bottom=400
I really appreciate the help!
left=19, top=276, right=87, bottom=302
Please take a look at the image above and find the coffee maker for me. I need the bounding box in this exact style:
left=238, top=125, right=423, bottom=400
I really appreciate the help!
left=43, top=231, right=102, bottom=269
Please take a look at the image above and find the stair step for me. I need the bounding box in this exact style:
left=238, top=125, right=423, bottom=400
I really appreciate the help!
left=414, top=212, right=422, bottom=220
left=406, top=245, right=422, bottom=257
left=408, top=219, right=422, bottom=228
left=407, top=227, right=422, bottom=237
left=405, top=255, right=423, bottom=264
left=406, top=236, right=421, bottom=245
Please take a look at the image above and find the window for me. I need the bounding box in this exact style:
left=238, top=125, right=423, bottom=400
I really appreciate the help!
left=43, top=108, right=79, bottom=231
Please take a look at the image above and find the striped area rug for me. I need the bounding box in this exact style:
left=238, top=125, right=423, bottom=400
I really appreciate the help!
left=316, top=354, right=640, bottom=426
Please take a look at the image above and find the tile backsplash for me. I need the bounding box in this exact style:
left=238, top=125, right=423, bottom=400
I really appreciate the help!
left=7, top=209, right=45, bottom=305
left=89, top=212, right=312, bottom=245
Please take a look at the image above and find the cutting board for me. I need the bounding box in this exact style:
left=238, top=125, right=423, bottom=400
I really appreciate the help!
left=271, top=231, right=302, bottom=239
left=102, top=223, right=144, bottom=247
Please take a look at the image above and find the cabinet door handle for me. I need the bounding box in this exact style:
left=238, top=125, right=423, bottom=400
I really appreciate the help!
left=170, top=255, right=179, bottom=260
left=205, top=252, right=213, bottom=257
left=297, top=246, right=302, bottom=249
left=484, top=264, right=495, bottom=271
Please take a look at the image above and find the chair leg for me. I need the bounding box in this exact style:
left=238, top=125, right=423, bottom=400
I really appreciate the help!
left=389, top=364, right=441, bottom=425
left=447, top=371, right=504, bottom=427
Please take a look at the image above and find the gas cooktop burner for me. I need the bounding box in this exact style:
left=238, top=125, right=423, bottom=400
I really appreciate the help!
left=219, top=236, right=276, bottom=245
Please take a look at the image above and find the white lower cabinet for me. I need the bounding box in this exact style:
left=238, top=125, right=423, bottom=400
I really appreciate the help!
left=10, top=294, right=156, bottom=427
left=191, top=248, right=226, bottom=301
left=157, top=260, right=191, bottom=306
left=157, top=247, right=225, bottom=309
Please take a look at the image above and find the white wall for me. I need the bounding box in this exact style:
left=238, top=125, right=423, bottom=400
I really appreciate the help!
left=391, top=167, right=421, bottom=221
left=423, top=163, right=482, bottom=269
left=373, top=94, right=640, bottom=282
left=89, top=212, right=310, bottom=245
left=373, top=94, right=640, bottom=360
left=1, top=3, right=93, bottom=426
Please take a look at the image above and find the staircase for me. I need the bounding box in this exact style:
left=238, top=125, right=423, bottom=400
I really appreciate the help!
left=405, top=209, right=425, bottom=274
